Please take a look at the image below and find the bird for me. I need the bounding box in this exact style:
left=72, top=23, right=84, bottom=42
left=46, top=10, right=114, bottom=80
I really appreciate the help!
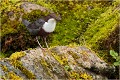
left=22, top=13, right=61, bottom=49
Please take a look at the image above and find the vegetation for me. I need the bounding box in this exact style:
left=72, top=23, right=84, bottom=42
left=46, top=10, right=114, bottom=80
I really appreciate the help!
left=0, top=0, right=119, bottom=79
left=9, top=51, right=26, bottom=60
left=1, top=0, right=119, bottom=56
left=110, top=50, right=120, bottom=66
left=10, top=60, right=36, bottom=79
left=6, top=71, right=23, bottom=80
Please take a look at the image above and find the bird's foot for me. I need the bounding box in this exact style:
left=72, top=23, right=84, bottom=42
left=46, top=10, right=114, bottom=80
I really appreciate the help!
left=41, top=48, right=49, bottom=52
left=37, top=46, right=49, bottom=51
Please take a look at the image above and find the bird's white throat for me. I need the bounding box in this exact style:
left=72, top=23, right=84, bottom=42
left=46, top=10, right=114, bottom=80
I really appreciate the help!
left=42, top=18, right=56, bottom=33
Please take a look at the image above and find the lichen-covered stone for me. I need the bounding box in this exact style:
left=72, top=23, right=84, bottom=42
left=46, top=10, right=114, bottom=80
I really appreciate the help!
left=9, top=51, right=26, bottom=60
left=0, top=46, right=115, bottom=79
left=20, top=2, right=53, bottom=13
left=0, top=59, right=28, bottom=79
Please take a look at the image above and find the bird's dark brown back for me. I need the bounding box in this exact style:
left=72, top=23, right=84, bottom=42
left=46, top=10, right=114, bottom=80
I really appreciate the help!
left=27, top=19, right=45, bottom=29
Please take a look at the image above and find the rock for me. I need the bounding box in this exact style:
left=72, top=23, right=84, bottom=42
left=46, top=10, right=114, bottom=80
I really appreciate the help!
left=8, top=2, right=54, bottom=22
left=0, top=59, right=28, bottom=79
left=20, top=2, right=53, bottom=13
left=0, top=46, right=115, bottom=79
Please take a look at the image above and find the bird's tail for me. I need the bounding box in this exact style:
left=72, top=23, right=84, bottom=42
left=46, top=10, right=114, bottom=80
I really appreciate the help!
left=22, top=19, right=31, bottom=27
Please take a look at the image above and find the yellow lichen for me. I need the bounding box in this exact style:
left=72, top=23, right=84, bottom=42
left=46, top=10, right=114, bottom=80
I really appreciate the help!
left=51, top=52, right=64, bottom=65
left=0, top=76, right=6, bottom=80
left=68, top=51, right=80, bottom=59
left=80, top=73, right=93, bottom=80
left=40, top=58, right=53, bottom=78
left=68, top=71, right=93, bottom=80
left=7, top=71, right=23, bottom=80
left=10, top=60, right=36, bottom=79
left=9, top=51, right=26, bottom=60
left=69, top=71, right=79, bottom=79
left=1, top=65, right=8, bottom=72
left=40, top=58, right=49, bottom=67
left=51, top=52, right=68, bottom=65
left=68, top=43, right=79, bottom=48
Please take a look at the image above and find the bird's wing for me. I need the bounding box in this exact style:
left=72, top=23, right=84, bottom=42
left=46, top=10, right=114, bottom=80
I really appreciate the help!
left=22, top=19, right=45, bottom=35
left=22, top=19, right=31, bottom=27
left=27, top=19, right=45, bottom=29
left=28, top=28, right=40, bottom=35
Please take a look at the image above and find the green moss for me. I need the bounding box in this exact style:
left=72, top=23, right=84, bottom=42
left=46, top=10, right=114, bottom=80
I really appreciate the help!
left=0, top=52, right=9, bottom=58
left=77, top=3, right=119, bottom=64
left=9, top=51, right=26, bottom=60
left=1, top=1, right=23, bottom=37
left=1, top=21, right=19, bottom=37
left=64, top=65, right=72, bottom=72
left=81, top=5, right=119, bottom=48
left=1, top=7, right=22, bottom=38
left=34, top=1, right=57, bottom=12
left=10, top=60, right=36, bottom=79
left=22, top=10, right=49, bottom=22
left=79, top=4, right=119, bottom=60
left=49, top=1, right=108, bottom=46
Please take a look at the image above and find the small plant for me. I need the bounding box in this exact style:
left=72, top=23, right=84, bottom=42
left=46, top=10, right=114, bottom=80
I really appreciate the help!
left=110, top=50, right=120, bottom=66
left=64, top=65, right=72, bottom=71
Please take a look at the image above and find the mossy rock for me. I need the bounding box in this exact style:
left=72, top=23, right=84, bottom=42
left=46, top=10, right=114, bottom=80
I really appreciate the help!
left=22, top=10, right=50, bottom=22
left=1, top=1, right=54, bottom=55
left=1, top=0, right=119, bottom=66
left=79, top=4, right=119, bottom=62
left=0, top=46, right=117, bottom=79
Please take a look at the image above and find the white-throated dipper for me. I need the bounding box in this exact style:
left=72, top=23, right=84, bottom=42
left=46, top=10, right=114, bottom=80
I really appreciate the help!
left=22, top=13, right=61, bottom=49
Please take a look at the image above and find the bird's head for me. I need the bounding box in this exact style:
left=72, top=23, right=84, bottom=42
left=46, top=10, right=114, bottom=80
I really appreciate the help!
left=48, top=18, right=56, bottom=23
left=49, top=13, right=61, bottom=21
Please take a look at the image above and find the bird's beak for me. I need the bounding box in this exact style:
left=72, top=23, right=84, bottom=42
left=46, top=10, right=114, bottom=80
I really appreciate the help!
left=49, top=13, right=61, bottom=21
left=56, top=15, right=61, bottom=21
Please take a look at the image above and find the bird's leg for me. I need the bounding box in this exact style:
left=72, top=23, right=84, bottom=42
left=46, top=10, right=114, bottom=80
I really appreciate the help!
left=36, top=36, right=43, bottom=49
left=43, top=37, right=49, bottom=48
